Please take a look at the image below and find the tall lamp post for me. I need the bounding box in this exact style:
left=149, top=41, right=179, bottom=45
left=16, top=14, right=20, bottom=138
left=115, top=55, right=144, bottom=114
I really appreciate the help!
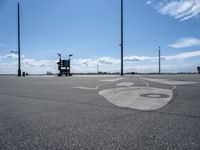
left=69, top=54, right=73, bottom=75
left=158, top=46, right=161, bottom=74
left=120, top=0, right=124, bottom=76
left=97, top=64, right=99, bottom=74
left=17, top=2, right=21, bottom=77
left=57, top=53, right=61, bottom=70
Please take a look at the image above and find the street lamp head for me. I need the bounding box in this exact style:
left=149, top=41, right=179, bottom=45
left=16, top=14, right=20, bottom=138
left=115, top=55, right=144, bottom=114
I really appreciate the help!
left=57, top=53, right=61, bottom=57
left=10, top=51, right=18, bottom=54
left=69, top=54, right=73, bottom=57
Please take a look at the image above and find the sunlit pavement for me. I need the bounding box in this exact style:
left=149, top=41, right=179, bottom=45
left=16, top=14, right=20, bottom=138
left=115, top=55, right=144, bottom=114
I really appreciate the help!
left=0, top=74, right=200, bottom=149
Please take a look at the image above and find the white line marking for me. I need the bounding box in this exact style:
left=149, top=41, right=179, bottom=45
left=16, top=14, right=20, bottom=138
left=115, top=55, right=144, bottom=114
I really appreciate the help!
left=115, top=82, right=134, bottom=87
left=74, top=77, right=127, bottom=90
left=73, top=87, right=98, bottom=90
left=96, top=85, right=101, bottom=89
left=100, top=78, right=125, bottom=82
left=142, top=78, right=199, bottom=85
left=145, top=81, right=149, bottom=87
left=73, top=82, right=104, bottom=90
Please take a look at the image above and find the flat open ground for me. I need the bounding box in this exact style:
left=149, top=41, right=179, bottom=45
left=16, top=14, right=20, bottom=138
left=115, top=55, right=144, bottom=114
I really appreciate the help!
left=0, top=74, right=200, bottom=150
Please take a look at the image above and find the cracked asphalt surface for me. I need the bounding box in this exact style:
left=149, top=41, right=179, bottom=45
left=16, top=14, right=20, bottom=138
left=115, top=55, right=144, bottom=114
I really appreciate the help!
left=0, top=74, right=200, bottom=150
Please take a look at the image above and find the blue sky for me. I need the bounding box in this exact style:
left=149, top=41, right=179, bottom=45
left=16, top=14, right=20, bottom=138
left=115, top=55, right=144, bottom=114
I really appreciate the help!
left=0, top=0, right=200, bottom=74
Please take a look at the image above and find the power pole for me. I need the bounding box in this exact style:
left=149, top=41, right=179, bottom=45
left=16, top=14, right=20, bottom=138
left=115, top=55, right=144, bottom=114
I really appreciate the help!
left=120, top=0, right=124, bottom=76
left=158, top=46, right=161, bottom=74
left=18, top=2, right=21, bottom=77
left=97, top=64, right=99, bottom=74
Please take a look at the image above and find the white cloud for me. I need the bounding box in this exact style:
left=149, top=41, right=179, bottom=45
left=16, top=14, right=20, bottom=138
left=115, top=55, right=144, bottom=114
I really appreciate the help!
left=124, top=56, right=157, bottom=62
left=97, top=57, right=120, bottom=65
left=3, top=53, right=18, bottom=59
left=0, top=53, right=25, bottom=61
left=125, top=51, right=200, bottom=61
left=164, top=50, right=200, bottom=60
left=147, top=0, right=200, bottom=21
left=169, top=37, right=200, bottom=48
left=73, top=57, right=120, bottom=66
left=22, top=59, right=53, bottom=68
left=125, top=63, right=197, bottom=73
left=74, top=58, right=96, bottom=66
left=146, top=0, right=153, bottom=5
left=0, top=54, right=57, bottom=74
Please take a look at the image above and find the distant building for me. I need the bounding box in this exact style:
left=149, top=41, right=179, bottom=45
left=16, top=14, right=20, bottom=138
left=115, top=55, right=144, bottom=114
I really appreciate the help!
left=197, top=66, right=200, bottom=74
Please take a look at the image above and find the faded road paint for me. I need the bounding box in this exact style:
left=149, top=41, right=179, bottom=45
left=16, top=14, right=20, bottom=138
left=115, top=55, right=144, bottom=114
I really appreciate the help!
left=99, top=87, right=173, bottom=111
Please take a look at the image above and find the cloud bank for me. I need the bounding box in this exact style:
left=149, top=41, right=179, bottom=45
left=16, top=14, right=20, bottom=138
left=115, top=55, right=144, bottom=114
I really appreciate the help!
left=164, top=50, right=200, bottom=60
left=124, top=51, right=200, bottom=62
left=0, top=50, right=200, bottom=74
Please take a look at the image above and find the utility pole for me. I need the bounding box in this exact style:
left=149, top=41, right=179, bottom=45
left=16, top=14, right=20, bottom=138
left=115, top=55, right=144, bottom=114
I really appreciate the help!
left=120, top=0, right=124, bottom=76
left=18, top=2, right=21, bottom=77
left=97, top=64, right=99, bottom=74
left=69, top=54, right=73, bottom=76
left=158, top=46, right=161, bottom=74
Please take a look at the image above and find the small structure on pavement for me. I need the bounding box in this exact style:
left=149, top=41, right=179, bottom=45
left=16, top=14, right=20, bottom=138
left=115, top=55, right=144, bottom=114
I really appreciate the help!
left=57, top=54, right=73, bottom=76
left=198, top=66, right=200, bottom=74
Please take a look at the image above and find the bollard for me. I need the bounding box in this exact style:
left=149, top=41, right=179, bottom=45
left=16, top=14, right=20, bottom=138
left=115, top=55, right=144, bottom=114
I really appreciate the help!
left=22, top=72, right=26, bottom=77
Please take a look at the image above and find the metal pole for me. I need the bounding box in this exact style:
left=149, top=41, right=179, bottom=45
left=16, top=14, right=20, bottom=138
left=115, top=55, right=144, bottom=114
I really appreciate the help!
left=158, top=46, right=161, bottom=74
left=69, top=58, right=71, bottom=76
left=58, top=54, right=61, bottom=76
left=69, top=54, right=73, bottom=76
left=97, top=64, right=99, bottom=73
left=18, top=3, right=21, bottom=77
left=120, top=0, right=124, bottom=76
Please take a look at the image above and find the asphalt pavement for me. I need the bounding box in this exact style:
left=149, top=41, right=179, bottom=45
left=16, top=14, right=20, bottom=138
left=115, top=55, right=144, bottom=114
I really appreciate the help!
left=0, top=74, right=199, bottom=150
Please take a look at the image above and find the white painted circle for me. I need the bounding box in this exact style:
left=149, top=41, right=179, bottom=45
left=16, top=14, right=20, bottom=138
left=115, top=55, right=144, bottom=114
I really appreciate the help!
left=99, top=87, right=173, bottom=111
